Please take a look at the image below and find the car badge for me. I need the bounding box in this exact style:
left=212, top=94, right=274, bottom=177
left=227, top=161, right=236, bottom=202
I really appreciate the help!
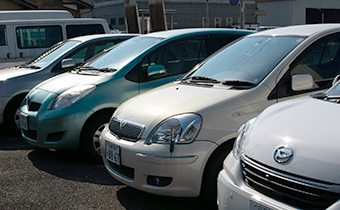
left=274, top=145, right=293, bottom=163
left=119, top=120, right=127, bottom=129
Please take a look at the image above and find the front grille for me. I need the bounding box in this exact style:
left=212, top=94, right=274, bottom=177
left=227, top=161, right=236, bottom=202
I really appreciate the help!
left=22, top=129, right=37, bottom=140
left=109, top=161, right=134, bottom=180
left=241, top=155, right=340, bottom=210
left=108, top=117, right=145, bottom=141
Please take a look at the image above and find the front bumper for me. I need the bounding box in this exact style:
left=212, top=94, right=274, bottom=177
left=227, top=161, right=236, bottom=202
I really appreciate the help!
left=218, top=154, right=304, bottom=210
left=100, top=126, right=215, bottom=198
left=19, top=100, right=93, bottom=150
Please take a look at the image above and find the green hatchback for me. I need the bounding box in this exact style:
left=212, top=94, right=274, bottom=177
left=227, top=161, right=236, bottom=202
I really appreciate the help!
left=19, top=28, right=253, bottom=162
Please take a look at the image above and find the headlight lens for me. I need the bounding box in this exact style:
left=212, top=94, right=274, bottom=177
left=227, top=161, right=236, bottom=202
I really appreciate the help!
left=233, top=117, right=256, bottom=160
left=147, top=113, right=202, bottom=145
left=51, top=85, right=96, bottom=109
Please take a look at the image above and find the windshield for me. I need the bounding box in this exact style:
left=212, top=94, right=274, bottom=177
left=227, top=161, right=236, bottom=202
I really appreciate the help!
left=183, top=35, right=306, bottom=86
left=25, top=40, right=80, bottom=68
left=83, top=36, right=163, bottom=71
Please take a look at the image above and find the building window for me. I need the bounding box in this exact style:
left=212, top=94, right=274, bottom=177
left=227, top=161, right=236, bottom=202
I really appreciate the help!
left=202, top=17, right=208, bottom=28
left=111, top=18, right=116, bottom=26
left=214, top=17, right=221, bottom=28
left=226, top=17, right=233, bottom=27
left=119, top=18, right=125, bottom=25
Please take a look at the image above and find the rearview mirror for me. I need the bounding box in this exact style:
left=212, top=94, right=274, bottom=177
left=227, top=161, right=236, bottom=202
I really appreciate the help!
left=291, top=74, right=313, bottom=91
left=147, top=65, right=167, bottom=77
left=61, top=58, right=76, bottom=69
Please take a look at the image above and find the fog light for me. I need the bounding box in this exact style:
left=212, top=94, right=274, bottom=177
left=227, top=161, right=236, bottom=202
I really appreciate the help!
left=46, top=132, right=64, bottom=142
left=147, top=175, right=172, bottom=187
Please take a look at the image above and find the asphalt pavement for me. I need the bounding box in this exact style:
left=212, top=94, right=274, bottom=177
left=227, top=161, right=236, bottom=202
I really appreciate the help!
left=0, top=125, right=207, bottom=210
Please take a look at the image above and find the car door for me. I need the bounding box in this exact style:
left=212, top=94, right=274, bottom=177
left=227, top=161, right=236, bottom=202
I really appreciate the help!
left=269, top=32, right=340, bottom=102
left=136, top=35, right=210, bottom=94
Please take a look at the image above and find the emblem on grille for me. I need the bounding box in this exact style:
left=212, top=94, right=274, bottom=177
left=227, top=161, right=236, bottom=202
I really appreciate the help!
left=119, top=120, right=127, bottom=129
left=274, top=145, right=293, bottom=163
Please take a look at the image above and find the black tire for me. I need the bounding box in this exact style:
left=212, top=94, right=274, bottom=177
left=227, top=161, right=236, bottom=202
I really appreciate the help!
left=4, top=95, right=25, bottom=135
left=199, top=141, right=234, bottom=209
left=79, top=111, right=113, bottom=163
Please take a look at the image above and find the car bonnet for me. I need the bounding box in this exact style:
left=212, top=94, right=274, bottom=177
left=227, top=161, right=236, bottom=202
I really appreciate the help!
left=0, top=66, right=40, bottom=81
left=243, top=96, right=340, bottom=184
left=32, top=71, right=108, bottom=95
left=113, top=82, right=247, bottom=139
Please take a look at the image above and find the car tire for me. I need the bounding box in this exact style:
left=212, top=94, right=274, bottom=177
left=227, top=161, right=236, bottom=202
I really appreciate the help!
left=4, top=95, right=25, bottom=135
left=199, top=140, right=234, bottom=209
left=79, top=111, right=113, bottom=163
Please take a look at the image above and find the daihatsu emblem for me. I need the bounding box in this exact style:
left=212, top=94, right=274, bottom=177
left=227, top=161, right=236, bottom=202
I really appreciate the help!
left=120, top=120, right=127, bottom=129
left=274, top=145, right=293, bottom=163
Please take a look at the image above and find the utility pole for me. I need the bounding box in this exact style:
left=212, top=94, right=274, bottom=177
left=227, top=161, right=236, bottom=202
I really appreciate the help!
left=206, top=0, right=210, bottom=28
left=240, top=0, right=245, bottom=29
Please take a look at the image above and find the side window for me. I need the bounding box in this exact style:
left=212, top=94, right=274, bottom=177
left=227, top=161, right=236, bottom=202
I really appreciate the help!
left=269, top=33, right=340, bottom=100
left=139, top=38, right=208, bottom=82
left=66, top=24, right=105, bottom=39
left=16, top=26, right=62, bottom=49
left=53, top=41, right=117, bottom=73
left=0, top=25, right=6, bottom=46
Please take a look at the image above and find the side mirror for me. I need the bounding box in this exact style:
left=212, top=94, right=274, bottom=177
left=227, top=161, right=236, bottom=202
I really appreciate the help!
left=291, top=74, right=313, bottom=91
left=147, top=65, right=167, bottom=77
left=332, top=74, right=340, bottom=86
left=61, top=58, right=76, bottom=69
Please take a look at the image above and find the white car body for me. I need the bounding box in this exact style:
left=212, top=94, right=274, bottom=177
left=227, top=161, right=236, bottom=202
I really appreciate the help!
left=217, top=82, right=340, bottom=209
left=99, top=24, right=340, bottom=204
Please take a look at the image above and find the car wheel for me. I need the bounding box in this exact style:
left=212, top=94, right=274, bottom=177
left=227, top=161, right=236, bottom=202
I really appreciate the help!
left=4, top=95, right=25, bottom=135
left=199, top=141, right=234, bottom=209
left=80, top=111, right=112, bottom=163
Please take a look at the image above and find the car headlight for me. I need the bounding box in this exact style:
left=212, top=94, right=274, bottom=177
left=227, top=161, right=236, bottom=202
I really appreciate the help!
left=233, top=117, right=256, bottom=160
left=146, top=113, right=202, bottom=149
left=51, top=85, right=96, bottom=109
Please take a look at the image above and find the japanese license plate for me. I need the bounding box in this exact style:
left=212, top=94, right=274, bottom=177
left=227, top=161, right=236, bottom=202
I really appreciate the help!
left=250, top=200, right=276, bottom=210
left=19, top=112, right=28, bottom=130
left=106, top=141, right=120, bottom=165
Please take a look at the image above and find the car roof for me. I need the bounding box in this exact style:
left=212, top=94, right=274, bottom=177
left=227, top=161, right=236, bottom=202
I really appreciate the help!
left=142, top=28, right=253, bottom=39
left=251, top=24, right=340, bottom=37
left=69, top=33, right=139, bottom=42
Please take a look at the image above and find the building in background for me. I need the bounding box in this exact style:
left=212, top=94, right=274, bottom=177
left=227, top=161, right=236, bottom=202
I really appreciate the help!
left=0, top=0, right=94, bottom=18
left=257, top=0, right=340, bottom=26
left=93, top=0, right=258, bottom=33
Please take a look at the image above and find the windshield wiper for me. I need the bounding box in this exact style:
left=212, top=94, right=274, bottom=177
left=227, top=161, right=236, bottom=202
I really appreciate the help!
left=73, top=66, right=117, bottom=73
left=222, top=80, right=256, bottom=86
left=182, top=76, right=220, bottom=84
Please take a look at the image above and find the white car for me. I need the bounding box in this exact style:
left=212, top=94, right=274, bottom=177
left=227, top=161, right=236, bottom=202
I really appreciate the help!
left=99, top=24, right=340, bottom=206
left=217, top=80, right=340, bottom=210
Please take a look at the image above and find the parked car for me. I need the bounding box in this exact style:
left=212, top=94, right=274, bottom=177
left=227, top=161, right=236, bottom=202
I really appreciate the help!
left=98, top=24, right=340, bottom=207
left=217, top=79, right=340, bottom=210
left=0, top=15, right=111, bottom=69
left=0, top=33, right=136, bottom=133
left=18, top=28, right=252, bottom=162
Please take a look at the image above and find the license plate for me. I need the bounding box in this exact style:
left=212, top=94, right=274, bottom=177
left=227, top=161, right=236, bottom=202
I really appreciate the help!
left=19, top=112, right=28, bottom=130
left=250, top=200, right=276, bottom=210
left=106, top=141, right=120, bottom=165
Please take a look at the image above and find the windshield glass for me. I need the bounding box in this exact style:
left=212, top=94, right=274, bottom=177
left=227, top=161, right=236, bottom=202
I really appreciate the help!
left=327, top=82, right=340, bottom=96
left=26, top=40, right=80, bottom=68
left=184, top=35, right=306, bottom=86
left=83, top=36, right=163, bottom=71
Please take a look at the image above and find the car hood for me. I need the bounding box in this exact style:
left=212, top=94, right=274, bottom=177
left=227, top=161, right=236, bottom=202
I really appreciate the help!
left=33, top=71, right=108, bottom=95
left=244, top=96, right=340, bottom=184
left=0, top=66, right=39, bottom=80
left=114, top=82, right=248, bottom=139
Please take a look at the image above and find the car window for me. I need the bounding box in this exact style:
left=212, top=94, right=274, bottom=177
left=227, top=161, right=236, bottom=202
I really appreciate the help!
left=16, top=25, right=63, bottom=49
left=270, top=32, right=340, bottom=99
left=52, top=41, right=118, bottom=73
left=66, top=24, right=105, bottom=39
left=139, top=38, right=208, bottom=81
left=0, top=25, right=5, bottom=46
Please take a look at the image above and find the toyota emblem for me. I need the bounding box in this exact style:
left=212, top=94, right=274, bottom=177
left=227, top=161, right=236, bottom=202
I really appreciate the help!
left=274, top=145, right=293, bottom=163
